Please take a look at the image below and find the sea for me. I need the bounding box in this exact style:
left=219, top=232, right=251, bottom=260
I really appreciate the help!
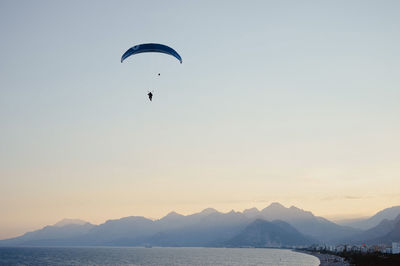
left=0, top=247, right=319, bottom=266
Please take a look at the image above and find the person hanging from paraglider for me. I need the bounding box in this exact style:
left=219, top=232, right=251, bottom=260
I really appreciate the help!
left=120, top=43, right=182, bottom=102
left=147, top=91, right=153, bottom=101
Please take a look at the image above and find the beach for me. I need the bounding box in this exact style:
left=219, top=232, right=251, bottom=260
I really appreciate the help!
left=296, top=250, right=350, bottom=266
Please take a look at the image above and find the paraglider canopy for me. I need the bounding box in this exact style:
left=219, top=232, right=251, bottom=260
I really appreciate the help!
left=121, top=43, right=182, bottom=64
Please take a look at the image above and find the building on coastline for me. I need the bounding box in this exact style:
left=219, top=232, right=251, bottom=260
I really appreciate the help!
left=393, top=242, right=400, bottom=254
left=310, top=243, right=399, bottom=255
left=361, top=246, right=368, bottom=253
left=335, top=245, right=345, bottom=252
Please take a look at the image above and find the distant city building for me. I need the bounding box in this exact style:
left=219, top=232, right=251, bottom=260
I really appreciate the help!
left=392, top=242, right=400, bottom=254
left=336, top=245, right=345, bottom=252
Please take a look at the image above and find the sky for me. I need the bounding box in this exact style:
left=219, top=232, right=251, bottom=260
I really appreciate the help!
left=0, top=0, right=399, bottom=239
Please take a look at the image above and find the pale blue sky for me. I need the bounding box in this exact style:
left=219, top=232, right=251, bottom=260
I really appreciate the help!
left=1, top=0, right=400, bottom=239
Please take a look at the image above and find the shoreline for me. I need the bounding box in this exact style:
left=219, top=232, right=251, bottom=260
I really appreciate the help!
left=294, top=250, right=350, bottom=266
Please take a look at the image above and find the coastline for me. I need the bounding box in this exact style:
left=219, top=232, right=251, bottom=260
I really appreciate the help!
left=294, top=250, right=350, bottom=266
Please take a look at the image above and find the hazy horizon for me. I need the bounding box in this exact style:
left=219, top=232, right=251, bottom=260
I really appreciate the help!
left=1, top=1, right=399, bottom=240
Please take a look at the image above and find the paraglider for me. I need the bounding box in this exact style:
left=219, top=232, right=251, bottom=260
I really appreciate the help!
left=121, top=43, right=182, bottom=64
left=121, top=43, right=182, bottom=102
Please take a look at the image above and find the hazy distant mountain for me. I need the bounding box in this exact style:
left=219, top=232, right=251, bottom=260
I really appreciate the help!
left=54, top=218, right=89, bottom=227
left=243, top=207, right=260, bottom=218
left=337, top=214, right=400, bottom=245
left=260, top=203, right=315, bottom=220
left=225, top=219, right=314, bottom=247
left=337, top=206, right=400, bottom=230
left=368, top=215, right=400, bottom=244
left=0, top=219, right=95, bottom=246
left=148, top=211, right=249, bottom=247
left=0, top=203, right=378, bottom=247
left=239, top=202, right=359, bottom=242
left=81, top=216, right=158, bottom=246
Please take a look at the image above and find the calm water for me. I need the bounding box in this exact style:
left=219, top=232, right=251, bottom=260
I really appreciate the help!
left=0, top=247, right=320, bottom=266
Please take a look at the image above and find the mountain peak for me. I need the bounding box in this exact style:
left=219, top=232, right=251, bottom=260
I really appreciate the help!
left=166, top=211, right=180, bottom=216
left=265, top=202, right=286, bottom=210
left=200, top=208, right=218, bottom=215
left=243, top=207, right=259, bottom=214
left=54, top=219, right=89, bottom=227
left=163, top=211, right=184, bottom=219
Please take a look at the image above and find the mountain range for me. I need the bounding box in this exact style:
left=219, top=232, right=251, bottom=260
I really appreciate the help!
left=1, top=203, right=399, bottom=247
